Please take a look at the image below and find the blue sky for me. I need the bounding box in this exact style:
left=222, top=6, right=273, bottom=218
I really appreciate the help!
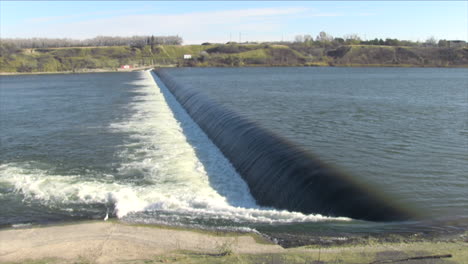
left=1, top=1, right=466, bottom=44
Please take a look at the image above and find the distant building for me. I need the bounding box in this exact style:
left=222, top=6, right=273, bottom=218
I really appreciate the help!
left=448, top=40, right=467, bottom=48
left=183, top=54, right=192, bottom=59
left=120, top=65, right=132, bottom=69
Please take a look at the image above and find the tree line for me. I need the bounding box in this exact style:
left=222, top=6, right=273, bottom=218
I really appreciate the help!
left=292, top=32, right=463, bottom=48
left=0, top=35, right=183, bottom=49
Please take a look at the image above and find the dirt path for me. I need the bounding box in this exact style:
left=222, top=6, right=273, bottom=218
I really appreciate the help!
left=0, top=222, right=282, bottom=263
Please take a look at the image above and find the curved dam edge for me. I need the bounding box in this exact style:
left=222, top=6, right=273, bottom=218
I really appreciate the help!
left=153, top=68, right=417, bottom=222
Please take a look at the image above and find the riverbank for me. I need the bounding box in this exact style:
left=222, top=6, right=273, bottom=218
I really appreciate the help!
left=0, top=66, right=167, bottom=76
left=2, top=63, right=468, bottom=76
left=0, top=221, right=466, bottom=264
left=1, top=43, right=467, bottom=73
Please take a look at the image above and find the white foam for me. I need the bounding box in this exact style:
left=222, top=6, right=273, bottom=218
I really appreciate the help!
left=12, top=223, right=32, bottom=228
left=0, top=71, right=350, bottom=224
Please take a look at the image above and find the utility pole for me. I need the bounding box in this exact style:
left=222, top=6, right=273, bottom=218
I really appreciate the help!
left=239, top=32, right=241, bottom=43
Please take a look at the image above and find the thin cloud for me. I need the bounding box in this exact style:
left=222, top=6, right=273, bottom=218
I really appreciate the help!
left=25, top=8, right=151, bottom=23
left=298, top=12, right=369, bottom=18
left=27, top=15, right=78, bottom=23
left=217, top=7, right=309, bottom=18
left=309, top=12, right=343, bottom=17
left=15, top=7, right=309, bottom=41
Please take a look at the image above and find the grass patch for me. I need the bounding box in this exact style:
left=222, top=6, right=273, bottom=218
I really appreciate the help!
left=146, top=241, right=466, bottom=264
left=238, top=48, right=269, bottom=59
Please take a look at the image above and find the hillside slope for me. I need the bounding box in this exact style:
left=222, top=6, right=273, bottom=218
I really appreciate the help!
left=1, top=43, right=467, bottom=73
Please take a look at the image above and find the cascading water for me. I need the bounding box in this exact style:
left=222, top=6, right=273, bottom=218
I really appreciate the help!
left=0, top=71, right=350, bottom=229
left=154, top=69, right=418, bottom=222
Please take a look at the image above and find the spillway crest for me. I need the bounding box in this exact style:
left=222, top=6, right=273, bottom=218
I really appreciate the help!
left=154, top=69, right=415, bottom=222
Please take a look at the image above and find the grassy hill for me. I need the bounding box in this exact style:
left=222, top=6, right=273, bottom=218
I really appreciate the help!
left=1, top=42, right=467, bottom=73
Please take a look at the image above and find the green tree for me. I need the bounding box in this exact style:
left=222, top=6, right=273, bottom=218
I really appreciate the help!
left=224, top=55, right=242, bottom=66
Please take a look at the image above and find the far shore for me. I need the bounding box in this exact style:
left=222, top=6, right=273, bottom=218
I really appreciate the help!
left=0, top=221, right=466, bottom=264
left=0, top=69, right=118, bottom=76
left=1, top=64, right=468, bottom=77
left=0, top=66, right=168, bottom=76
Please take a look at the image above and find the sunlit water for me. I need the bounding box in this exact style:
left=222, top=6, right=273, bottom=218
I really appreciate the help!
left=1, top=68, right=466, bottom=238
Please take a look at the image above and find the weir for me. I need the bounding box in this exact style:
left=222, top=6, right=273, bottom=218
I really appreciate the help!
left=153, top=69, right=416, bottom=222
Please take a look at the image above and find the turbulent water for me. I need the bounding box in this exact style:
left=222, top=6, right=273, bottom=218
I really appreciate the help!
left=0, top=68, right=467, bottom=237
left=0, top=71, right=347, bottom=232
